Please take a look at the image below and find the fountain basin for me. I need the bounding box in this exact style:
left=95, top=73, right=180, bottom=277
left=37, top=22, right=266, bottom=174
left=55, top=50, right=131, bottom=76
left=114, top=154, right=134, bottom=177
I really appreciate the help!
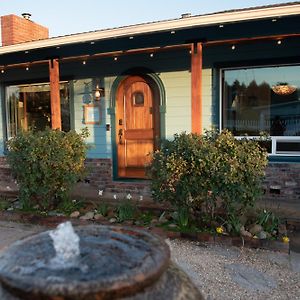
left=0, top=225, right=202, bottom=299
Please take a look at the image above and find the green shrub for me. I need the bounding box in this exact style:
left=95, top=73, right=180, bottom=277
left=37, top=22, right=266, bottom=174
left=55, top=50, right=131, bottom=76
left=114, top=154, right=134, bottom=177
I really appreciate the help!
left=148, top=129, right=268, bottom=222
left=7, top=128, right=89, bottom=210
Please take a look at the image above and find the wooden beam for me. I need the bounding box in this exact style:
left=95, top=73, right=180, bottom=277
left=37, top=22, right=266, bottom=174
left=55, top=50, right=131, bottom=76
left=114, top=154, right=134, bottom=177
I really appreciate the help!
left=191, top=42, right=202, bottom=134
left=49, top=59, right=61, bottom=130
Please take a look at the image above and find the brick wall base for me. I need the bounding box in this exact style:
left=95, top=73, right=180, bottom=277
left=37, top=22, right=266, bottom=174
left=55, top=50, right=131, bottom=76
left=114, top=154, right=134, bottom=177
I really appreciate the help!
left=0, top=157, right=299, bottom=211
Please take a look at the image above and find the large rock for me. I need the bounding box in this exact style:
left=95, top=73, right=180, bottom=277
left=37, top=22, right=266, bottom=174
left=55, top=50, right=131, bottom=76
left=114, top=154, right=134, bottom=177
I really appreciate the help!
left=79, top=211, right=94, bottom=220
left=70, top=211, right=80, bottom=218
left=240, top=226, right=252, bottom=238
left=258, top=231, right=267, bottom=239
left=249, top=224, right=263, bottom=235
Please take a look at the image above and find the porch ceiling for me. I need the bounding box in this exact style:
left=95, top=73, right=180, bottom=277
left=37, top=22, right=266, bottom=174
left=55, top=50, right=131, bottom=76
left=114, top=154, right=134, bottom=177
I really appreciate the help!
left=0, top=13, right=300, bottom=67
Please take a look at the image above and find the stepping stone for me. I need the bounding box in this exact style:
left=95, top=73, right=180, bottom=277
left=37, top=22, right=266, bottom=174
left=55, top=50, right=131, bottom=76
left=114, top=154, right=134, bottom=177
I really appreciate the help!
left=225, top=263, right=277, bottom=292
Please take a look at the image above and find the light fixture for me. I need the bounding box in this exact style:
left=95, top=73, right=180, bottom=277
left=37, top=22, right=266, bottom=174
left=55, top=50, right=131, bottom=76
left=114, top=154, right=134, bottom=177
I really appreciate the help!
left=277, top=40, right=282, bottom=45
left=56, top=46, right=60, bottom=49
left=171, top=30, right=176, bottom=34
left=114, top=57, right=118, bottom=61
left=25, top=66, right=29, bottom=71
left=219, top=24, right=224, bottom=28
left=231, top=45, right=236, bottom=50
left=90, top=41, right=95, bottom=45
left=150, top=53, right=154, bottom=57
left=25, top=50, right=29, bottom=54
left=129, top=36, right=134, bottom=40
left=94, top=84, right=104, bottom=100
left=272, top=83, right=297, bottom=96
left=82, top=60, right=86, bottom=65
left=1, top=69, right=4, bottom=74
left=272, top=18, right=277, bottom=22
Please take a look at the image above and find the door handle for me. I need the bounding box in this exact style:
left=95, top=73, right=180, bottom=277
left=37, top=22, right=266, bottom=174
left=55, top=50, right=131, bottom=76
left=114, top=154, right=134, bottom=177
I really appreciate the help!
left=118, top=129, right=123, bottom=144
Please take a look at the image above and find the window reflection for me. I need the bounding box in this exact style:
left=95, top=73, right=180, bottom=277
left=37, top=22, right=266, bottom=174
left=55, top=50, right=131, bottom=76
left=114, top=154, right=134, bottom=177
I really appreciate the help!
left=6, top=82, right=70, bottom=137
left=223, top=65, right=300, bottom=137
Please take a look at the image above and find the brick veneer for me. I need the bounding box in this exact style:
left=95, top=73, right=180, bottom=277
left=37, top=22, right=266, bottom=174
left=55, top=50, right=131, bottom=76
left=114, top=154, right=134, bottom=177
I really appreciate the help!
left=0, top=156, right=299, bottom=204
left=1, top=14, right=49, bottom=46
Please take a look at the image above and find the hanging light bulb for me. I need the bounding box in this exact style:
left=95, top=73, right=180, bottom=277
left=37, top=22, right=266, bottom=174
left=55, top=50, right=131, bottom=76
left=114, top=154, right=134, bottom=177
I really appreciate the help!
left=94, top=84, right=101, bottom=100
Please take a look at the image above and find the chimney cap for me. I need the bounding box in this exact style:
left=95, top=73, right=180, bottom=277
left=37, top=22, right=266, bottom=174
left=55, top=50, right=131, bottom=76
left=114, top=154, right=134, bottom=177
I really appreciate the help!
left=181, top=13, right=192, bottom=18
left=21, top=13, right=32, bottom=20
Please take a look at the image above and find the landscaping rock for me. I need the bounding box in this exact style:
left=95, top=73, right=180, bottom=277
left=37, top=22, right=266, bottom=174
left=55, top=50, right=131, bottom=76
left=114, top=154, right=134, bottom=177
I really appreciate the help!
left=278, top=224, right=287, bottom=236
left=94, top=214, right=106, bottom=221
left=258, top=231, right=267, bottom=240
left=240, top=228, right=252, bottom=238
left=109, top=217, right=117, bottom=224
left=151, top=218, right=159, bottom=225
left=70, top=211, right=80, bottom=218
left=79, top=211, right=94, bottom=220
left=249, top=224, right=263, bottom=235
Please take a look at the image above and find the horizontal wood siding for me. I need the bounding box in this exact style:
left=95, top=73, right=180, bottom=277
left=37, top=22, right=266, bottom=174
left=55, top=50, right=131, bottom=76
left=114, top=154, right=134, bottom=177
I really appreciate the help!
left=159, top=71, right=191, bottom=138
left=202, top=69, right=213, bottom=131
left=72, top=79, right=112, bottom=159
left=160, top=69, right=213, bottom=139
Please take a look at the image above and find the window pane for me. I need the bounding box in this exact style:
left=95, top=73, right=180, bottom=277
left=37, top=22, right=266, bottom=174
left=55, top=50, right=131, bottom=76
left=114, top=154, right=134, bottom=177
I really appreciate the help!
left=6, top=82, right=70, bottom=137
left=223, top=65, right=300, bottom=136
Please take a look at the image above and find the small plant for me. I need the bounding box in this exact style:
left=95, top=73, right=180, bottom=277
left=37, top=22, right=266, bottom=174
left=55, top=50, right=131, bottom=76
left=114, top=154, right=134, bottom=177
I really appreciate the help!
left=97, top=202, right=109, bottom=217
left=57, top=198, right=84, bottom=215
left=116, top=200, right=136, bottom=222
left=139, top=211, right=154, bottom=226
left=257, top=209, right=279, bottom=234
left=0, top=196, right=9, bottom=211
left=173, top=206, right=190, bottom=230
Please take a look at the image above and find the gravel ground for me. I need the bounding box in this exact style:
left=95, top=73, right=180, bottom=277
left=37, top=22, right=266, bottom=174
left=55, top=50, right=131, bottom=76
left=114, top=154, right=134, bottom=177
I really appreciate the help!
left=168, top=239, right=300, bottom=300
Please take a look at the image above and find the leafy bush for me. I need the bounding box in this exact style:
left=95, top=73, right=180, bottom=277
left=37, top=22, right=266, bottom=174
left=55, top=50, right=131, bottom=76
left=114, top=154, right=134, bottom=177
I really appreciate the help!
left=148, top=130, right=268, bottom=222
left=7, top=128, right=89, bottom=210
left=97, top=202, right=109, bottom=217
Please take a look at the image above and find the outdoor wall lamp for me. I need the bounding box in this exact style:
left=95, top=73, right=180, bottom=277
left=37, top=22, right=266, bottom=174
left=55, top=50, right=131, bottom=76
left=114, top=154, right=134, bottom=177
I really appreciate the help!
left=94, top=84, right=104, bottom=100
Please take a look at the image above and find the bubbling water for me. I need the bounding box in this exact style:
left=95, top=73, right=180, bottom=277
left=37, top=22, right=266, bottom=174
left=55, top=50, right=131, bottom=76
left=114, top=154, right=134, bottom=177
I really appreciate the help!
left=49, top=221, right=80, bottom=268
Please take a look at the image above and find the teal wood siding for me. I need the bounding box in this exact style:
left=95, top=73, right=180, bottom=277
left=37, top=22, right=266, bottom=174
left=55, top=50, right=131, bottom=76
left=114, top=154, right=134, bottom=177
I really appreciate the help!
left=160, top=71, right=191, bottom=139
left=202, top=69, right=213, bottom=132
left=160, top=69, right=213, bottom=139
left=72, top=79, right=112, bottom=159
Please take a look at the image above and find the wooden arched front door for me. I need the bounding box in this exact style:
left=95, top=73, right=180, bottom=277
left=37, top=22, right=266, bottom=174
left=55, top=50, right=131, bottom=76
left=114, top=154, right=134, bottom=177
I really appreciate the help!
left=116, top=75, right=159, bottom=179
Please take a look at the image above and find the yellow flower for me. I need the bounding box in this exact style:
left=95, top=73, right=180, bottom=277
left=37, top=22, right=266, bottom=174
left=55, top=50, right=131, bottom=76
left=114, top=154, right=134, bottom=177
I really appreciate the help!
left=216, top=227, right=224, bottom=234
left=282, top=236, right=289, bottom=243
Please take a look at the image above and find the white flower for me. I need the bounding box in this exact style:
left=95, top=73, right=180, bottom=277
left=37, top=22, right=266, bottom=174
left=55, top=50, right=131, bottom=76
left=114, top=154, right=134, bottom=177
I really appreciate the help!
left=113, top=194, right=117, bottom=199
left=98, top=190, right=103, bottom=196
left=126, top=194, right=132, bottom=200
left=139, top=195, right=143, bottom=201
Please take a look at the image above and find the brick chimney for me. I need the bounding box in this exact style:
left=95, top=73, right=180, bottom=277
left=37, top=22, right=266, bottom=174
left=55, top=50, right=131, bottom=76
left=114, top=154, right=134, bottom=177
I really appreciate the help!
left=1, top=13, right=49, bottom=46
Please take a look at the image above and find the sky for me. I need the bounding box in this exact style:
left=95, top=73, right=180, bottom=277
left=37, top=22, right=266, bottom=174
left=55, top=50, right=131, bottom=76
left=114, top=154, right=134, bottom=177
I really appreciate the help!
left=0, top=0, right=292, bottom=37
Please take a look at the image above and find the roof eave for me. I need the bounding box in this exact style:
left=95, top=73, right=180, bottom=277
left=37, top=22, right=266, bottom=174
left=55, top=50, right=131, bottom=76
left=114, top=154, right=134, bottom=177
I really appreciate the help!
left=1, top=4, right=300, bottom=55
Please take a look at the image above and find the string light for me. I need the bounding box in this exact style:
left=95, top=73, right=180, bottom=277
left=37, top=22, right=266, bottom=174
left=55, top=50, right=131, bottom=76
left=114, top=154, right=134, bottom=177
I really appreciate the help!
left=231, top=45, right=236, bottom=50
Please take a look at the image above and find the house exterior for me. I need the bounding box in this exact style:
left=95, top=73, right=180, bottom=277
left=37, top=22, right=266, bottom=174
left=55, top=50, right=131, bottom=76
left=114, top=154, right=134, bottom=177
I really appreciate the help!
left=1, top=3, right=300, bottom=211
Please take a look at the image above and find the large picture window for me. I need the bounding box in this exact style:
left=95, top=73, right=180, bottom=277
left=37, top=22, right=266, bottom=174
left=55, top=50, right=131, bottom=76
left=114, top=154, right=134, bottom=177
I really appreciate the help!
left=6, top=82, right=70, bottom=137
left=222, top=65, right=300, bottom=155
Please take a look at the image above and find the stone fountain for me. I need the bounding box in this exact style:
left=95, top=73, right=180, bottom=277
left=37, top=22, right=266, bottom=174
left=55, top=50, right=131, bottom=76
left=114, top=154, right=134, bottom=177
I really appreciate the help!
left=0, top=222, right=202, bottom=299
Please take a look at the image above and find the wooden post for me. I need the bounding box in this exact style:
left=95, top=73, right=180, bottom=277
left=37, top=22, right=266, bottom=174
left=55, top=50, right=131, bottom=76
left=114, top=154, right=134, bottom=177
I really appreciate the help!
left=49, top=59, right=61, bottom=130
left=191, top=42, right=202, bottom=134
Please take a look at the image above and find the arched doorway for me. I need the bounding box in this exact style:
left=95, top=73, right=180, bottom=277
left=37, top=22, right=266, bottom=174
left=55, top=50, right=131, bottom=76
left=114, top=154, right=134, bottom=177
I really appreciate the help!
left=115, top=75, right=160, bottom=179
